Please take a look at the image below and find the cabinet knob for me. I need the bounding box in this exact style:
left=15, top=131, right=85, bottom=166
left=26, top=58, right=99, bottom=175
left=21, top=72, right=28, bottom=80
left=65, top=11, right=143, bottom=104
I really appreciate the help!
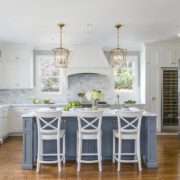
left=151, top=96, right=156, bottom=101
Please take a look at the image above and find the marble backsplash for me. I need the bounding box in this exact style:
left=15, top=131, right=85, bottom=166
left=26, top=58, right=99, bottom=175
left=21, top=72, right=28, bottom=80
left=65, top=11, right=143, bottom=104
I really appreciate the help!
left=0, top=73, right=115, bottom=104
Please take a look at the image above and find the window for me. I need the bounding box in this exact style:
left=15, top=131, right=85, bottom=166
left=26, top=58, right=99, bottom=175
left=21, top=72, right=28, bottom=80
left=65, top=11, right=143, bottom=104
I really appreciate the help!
left=113, top=55, right=139, bottom=100
left=37, top=56, right=61, bottom=93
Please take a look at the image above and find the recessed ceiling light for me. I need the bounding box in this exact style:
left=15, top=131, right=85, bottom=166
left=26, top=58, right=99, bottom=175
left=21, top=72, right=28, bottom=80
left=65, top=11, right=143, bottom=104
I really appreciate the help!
left=177, top=33, right=180, bottom=37
left=86, top=24, right=93, bottom=27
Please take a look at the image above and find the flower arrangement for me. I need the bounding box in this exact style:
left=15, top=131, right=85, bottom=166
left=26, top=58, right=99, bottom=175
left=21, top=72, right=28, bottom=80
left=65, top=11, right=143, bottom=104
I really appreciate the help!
left=86, top=89, right=104, bottom=110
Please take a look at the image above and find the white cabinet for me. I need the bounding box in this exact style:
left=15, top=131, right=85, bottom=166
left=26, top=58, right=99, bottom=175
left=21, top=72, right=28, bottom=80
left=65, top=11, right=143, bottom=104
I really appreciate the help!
left=159, top=50, right=178, bottom=67
left=0, top=61, right=3, bottom=88
left=146, top=50, right=160, bottom=67
left=0, top=107, right=10, bottom=143
left=11, top=107, right=37, bottom=133
left=3, top=61, right=19, bottom=88
left=1, top=48, right=33, bottom=89
left=146, top=67, right=161, bottom=131
left=146, top=49, right=179, bottom=68
left=3, top=49, right=32, bottom=61
left=145, top=48, right=180, bottom=132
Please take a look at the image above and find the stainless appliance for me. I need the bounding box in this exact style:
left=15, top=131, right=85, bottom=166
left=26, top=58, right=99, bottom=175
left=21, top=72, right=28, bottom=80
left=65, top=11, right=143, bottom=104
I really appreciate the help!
left=161, top=68, right=179, bottom=132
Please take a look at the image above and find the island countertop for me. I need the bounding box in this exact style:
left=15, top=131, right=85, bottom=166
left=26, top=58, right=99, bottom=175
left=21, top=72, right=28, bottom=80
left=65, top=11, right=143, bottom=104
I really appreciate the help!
left=22, top=107, right=157, bottom=118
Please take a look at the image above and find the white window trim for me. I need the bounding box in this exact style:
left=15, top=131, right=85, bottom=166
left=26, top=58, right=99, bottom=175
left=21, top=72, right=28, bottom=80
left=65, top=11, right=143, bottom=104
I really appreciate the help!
left=113, top=55, right=140, bottom=102
left=36, top=55, right=67, bottom=94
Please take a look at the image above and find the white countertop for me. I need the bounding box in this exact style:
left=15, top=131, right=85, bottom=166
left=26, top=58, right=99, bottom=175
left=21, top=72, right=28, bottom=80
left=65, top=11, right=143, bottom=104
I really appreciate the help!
left=0, top=104, right=11, bottom=108
left=22, top=107, right=157, bottom=118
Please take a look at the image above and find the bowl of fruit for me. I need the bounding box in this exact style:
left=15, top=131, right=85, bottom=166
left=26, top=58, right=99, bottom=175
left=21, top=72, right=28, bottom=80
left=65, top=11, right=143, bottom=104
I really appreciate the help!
left=67, top=101, right=81, bottom=107
left=124, top=99, right=136, bottom=104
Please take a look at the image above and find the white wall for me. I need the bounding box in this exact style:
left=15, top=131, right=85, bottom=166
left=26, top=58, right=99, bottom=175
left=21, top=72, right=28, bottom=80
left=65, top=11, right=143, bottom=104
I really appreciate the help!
left=140, top=45, right=146, bottom=104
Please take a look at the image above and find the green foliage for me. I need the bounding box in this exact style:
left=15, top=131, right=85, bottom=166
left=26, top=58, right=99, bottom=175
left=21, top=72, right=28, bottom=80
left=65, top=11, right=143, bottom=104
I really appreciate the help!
left=114, top=67, right=133, bottom=90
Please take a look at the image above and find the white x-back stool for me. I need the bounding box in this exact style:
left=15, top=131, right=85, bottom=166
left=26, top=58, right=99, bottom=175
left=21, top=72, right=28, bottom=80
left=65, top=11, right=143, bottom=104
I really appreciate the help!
left=76, top=109, right=103, bottom=172
left=113, top=110, right=143, bottom=171
left=35, top=109, right=65, bottom=173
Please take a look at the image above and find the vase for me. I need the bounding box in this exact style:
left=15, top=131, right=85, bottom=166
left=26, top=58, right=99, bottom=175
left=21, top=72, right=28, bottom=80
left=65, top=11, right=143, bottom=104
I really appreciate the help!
left=92, top=99, right=99, bottom=110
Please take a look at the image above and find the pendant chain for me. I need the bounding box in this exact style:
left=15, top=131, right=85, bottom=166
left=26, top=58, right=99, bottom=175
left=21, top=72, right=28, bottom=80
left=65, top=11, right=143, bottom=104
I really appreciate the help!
left=60, top=26, right=62, bottom=48
left=117, top=27, right=119, bottom=49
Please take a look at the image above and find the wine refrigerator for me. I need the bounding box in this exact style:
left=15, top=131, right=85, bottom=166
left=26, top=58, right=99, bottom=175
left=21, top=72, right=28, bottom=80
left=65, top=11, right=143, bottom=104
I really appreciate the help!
left=161, top=68, right=179, bottom=132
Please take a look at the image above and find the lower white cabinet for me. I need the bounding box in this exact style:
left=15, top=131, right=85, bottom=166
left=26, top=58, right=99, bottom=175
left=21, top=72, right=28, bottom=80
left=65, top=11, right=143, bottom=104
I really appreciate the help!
left=11, top=107, right=37, bottom=133
left=0, top=107, right=10, bottom=143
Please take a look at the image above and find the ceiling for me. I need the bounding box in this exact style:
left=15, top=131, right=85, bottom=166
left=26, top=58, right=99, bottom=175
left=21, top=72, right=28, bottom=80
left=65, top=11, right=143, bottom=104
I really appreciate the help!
left=0, top=0, right=180, bottom=50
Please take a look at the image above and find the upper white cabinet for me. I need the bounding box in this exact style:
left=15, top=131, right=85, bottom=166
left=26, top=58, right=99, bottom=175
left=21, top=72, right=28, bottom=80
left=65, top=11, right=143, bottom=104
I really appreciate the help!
left=146, top=50, right=160, bottom=67
left=159, top=50, right=178, bottom=67
left=3, top=49, right=32, bottom=61
left=147, top=49, right=180, bottom=68
left=0, top=48, right=33, bottom=89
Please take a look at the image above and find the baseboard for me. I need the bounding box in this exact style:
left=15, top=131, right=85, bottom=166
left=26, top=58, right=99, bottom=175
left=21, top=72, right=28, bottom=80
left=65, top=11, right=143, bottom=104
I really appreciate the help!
left=9, top=132, right=22, bottom=136
left=157, top=132, right=178, bottom=135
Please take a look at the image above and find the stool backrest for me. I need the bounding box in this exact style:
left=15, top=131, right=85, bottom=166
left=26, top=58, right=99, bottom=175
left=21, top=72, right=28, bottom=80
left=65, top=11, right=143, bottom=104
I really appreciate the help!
left=116, top=110, right=143, bottom=134
left=76, top=110, right=103, bottom=133
left=35, top=109, right=62, bottom=134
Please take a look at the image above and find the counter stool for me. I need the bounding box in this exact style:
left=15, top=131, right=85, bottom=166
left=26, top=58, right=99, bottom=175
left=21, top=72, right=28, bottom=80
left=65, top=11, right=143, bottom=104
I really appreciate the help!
left=35, top=109, right=65, bottom=173
left=113, top=110, right=143, bottom=171
left=76, top=110, right=103, bottom=172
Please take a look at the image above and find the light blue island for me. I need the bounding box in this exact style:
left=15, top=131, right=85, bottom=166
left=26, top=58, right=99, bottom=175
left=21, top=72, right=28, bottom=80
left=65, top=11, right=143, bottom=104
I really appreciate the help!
left=22, top=108, right=157, bottom=169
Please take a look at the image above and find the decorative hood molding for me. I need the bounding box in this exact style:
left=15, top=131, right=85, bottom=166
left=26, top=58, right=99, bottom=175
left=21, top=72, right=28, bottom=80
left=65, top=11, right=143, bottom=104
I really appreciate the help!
left=66, top=44, right=111, bottom=76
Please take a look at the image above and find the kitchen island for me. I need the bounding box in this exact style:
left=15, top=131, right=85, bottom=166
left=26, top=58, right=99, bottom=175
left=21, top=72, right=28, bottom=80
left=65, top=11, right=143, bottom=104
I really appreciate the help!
left=22, top=108, right=157, bottom=169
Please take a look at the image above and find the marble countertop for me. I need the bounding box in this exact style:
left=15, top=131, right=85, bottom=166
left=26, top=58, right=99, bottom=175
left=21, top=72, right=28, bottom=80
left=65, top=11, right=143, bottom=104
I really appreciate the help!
left=22, top=107, right=157, bottom=118
left=0, top=104, right=11, bottom=108
left=0, top=103, right=146, bottom=108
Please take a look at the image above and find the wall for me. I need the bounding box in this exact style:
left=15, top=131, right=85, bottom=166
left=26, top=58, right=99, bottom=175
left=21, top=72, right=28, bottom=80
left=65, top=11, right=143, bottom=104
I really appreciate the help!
left=0, top=50, right=141, bottom=104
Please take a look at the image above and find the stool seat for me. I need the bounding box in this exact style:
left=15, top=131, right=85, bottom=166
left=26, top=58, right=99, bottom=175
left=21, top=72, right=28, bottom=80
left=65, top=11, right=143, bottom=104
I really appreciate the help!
left=41, top=129, right=65, bottom=140
left=77, top=130, right=101, bottom=140
left=113, top=129, right=137, bottom=140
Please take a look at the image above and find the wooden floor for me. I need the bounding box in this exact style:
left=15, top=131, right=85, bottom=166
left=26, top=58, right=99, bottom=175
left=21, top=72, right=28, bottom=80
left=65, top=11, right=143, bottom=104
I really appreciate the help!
left=0, top=136, right=180, bottom=180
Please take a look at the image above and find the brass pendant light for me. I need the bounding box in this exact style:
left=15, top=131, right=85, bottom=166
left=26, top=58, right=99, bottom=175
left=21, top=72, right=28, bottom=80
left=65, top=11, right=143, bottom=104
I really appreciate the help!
left=53, top=24, right=70, bottom=68
left=110, top=24, right=127, bottom=68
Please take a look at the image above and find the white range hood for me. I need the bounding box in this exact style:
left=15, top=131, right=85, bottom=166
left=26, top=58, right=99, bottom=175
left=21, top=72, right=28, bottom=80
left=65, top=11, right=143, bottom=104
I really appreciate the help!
left=66, top=44, right=112, bottom=76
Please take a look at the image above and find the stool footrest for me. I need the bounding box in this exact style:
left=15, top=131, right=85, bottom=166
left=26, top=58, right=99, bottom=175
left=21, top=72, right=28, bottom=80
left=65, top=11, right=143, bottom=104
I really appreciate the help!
left=80, top=160, right=100, bottom=163
left=81, top=153, right=98, bottom=156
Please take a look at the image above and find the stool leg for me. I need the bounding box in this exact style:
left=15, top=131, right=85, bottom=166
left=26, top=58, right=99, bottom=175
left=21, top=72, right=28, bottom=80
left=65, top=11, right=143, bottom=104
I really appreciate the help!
left=137, top=137, right=142, bottom=171
left=134, top=139, right=137, bottom=160
left=57, top=138, right=61, bottom=172
left=36, top=137, right=41, bottom=172
left=117, top=138, right=121, bottom=172
left=76, top=136, right=79, bottom=163
left=63, top=135, right=65, bottom=164
left=113, top=133, right=115, bottom=163
left=77, top=136, right=82, bottom=172
left=97, top=137, right=102, bottom=172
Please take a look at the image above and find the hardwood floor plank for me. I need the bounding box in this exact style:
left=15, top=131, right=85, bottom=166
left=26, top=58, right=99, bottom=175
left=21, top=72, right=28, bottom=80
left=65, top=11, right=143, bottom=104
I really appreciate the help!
left=0, top=136, right=180, bottom=179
